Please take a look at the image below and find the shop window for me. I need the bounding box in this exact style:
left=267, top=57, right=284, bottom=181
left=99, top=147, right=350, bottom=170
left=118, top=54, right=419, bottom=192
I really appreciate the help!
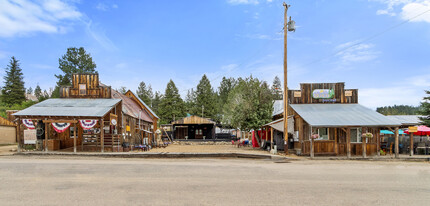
left=318, top=128, right=329, bottom=140
left=351, top=128, right=362, bottom=143
left=79, top=84, right=86, bottom=95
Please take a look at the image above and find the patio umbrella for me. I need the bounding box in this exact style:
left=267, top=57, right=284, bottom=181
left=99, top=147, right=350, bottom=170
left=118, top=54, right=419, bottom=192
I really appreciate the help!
left=404, top=125, right=430, bottom=136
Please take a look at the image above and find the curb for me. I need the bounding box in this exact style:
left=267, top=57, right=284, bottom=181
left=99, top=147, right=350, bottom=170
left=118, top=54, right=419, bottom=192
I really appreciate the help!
left=13, top=152, right=293, bottom=160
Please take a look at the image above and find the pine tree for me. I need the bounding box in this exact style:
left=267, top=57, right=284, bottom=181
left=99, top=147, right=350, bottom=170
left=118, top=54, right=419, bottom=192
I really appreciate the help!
left=185, top=89, right=196, bottom=114
left=27, top=87, right=33, bottom=95
left=194, top=75, right=216, bottom=119
left=271, top=76, right=283, bottom=100
left=151, top=91, right=162, bottom=115
left=158, top=80, right=185, bottom=124
left=136, top=81, right=153, bottom=106
left=118, top=86, right=127, bottom=94
left=53, top=47, right=97, bottom=97
left=419, top=90, right=430, bottom=126
left=217, top=77, right=237, bottom=123
left=34, top=85, right=42, bottom=100
left=1, top=57, right=26, bottom=105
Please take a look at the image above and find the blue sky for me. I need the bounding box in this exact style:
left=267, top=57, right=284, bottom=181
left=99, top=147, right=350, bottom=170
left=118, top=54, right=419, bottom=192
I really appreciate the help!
left=0, top=0, right=429, bottom=109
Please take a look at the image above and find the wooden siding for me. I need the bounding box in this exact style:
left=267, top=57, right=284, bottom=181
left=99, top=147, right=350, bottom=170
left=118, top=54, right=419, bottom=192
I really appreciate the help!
left=287, top=82, right=358, bottom=104
left=172, top=115, right=215, bottom=125
left=0, top=116, right=16, bottom=127
left=60, top=74, right=111, bottom=98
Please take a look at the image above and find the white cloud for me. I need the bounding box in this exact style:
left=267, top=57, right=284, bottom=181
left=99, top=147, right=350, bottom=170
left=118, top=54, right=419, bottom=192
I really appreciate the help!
left=227, top=0, right=259, bottom=5
left=0, top=0, right=82, bottom=37
left=85, top=20, right=117, bottom=51
left=96, top=2, right=119, bottom=11
left=335, top=41, right=379, bottom=64
left=400, top=1, right=430, bottom=22
left=360, top=86, right=422, bottom=109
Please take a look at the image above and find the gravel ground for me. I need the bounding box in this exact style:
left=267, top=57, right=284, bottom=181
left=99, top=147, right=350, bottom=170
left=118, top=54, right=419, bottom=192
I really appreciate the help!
left=149, top=144, right=273, bottom=155
left=0, top=156, right=429, bottom=205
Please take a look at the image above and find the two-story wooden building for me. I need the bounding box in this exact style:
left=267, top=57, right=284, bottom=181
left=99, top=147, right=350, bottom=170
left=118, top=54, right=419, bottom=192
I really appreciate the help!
left=13, top=74, right=158, bottom=153
left=266, top=82, right=401, bottom=157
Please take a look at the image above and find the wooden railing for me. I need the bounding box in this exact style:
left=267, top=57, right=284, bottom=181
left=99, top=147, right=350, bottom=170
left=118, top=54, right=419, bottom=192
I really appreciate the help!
left=303, top=140, right=335, bottom=154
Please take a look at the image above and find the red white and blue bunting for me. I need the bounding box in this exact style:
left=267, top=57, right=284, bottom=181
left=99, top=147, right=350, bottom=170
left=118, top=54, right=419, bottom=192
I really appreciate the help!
left=79, top=120, right=98, bottom=130
left=22, top=119, right=35, bottom=129
left=52, top=123, right=71, bottom=133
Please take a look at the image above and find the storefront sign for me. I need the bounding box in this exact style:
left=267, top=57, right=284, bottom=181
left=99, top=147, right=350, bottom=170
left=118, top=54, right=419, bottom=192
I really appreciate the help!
left=126, top=125, right=130, bottom=132
left=24, top=130, right=37, bottom=144
left=110, top=114, right=118, bottom=126
left=293, top=91, right=301, bottom=98
left=345, top=90, right=353, bottom=97
left=408, top=126, right=418, bottom=133
left=312, top=89, right=335, bottom=99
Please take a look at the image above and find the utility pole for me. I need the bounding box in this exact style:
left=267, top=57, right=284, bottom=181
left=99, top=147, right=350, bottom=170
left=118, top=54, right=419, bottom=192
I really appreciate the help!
left=283, top=2, right=295, bottom=155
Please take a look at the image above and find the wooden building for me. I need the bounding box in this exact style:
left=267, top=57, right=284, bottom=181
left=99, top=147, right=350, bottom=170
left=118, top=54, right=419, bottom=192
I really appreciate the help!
left=266, top=82, right=402, bottom=157
left=172, top=115, right=216, bottom=140
left=13, top=73, right=158, bottom=153
left=0, top=116, right=16, bottom=144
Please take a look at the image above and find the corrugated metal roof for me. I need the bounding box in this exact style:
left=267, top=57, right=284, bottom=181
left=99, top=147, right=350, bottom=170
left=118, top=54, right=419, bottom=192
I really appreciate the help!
left=290, top=104, right=401, bottom=127
left=13, top=98, right=121, bottom=117
left=273, top=100, right=283, bottom=116
left=128, top=90, right=159, bottom=119
left=385, top=115, right=423, bottom=126
left=263, top=117, right=294, bottom=132
left=112, top=90, right=153, bottom=123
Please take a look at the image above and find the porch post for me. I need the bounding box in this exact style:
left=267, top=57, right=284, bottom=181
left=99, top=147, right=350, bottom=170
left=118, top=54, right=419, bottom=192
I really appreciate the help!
left=410, top=132, right=414, bottom=156
left=377, top=128, right=380, bottom=156
left=395, top=127, right=399, bottom=158
left=347, top=127, right=351, bottom=159
left=334, top=128, right=338, bottom=155
left=362, top=127, right=367, bottom=158
left=73, top=122, right=77, bottom=153
left=310, top=126, right=314, bottom=159
left=270, top=127, right=274, bottom=151
left=45, top=121, right=48, bottom=152
left=17, top=118, right=21, bottom=153
left=101, top=118, right=104, bottom=153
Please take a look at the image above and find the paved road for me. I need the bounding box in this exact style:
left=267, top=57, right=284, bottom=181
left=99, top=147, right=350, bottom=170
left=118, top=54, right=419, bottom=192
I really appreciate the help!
left=0, top=156, right=429, bottom=205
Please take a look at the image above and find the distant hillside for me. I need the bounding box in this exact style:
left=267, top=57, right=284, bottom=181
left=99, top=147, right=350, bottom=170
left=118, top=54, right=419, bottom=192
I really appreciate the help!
left=376, top=105, right=421, bottom=115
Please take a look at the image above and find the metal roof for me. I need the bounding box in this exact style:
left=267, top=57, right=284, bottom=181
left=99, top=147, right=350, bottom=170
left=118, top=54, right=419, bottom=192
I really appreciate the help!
left=13, top=98, right=121, bottom=118
left=385, top=115, right=423, bottom=126
left=273, top=100, right=283, bottom=116
left=111, top=90, right=153, bottom=122
left=130, top=90, right=159, bottom=119
left=290, top=104, right=401, bottom=127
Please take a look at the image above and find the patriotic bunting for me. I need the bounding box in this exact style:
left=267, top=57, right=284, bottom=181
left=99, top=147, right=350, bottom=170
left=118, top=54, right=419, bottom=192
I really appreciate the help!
left=22, top=119, right=35, bottom=129
left=52, top=123, right=71, bottom=133
left=79, top=120, right=98, bottom=130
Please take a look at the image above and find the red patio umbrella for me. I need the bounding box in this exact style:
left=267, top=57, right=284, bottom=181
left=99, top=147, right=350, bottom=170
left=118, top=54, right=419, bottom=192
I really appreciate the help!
left=404, top=125, right=430, bottom=136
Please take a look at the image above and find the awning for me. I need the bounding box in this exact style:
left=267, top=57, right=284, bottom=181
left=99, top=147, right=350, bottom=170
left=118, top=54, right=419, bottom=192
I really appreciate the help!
left=13, top=98, right=121, bottom=118
left=263, top=116, right=294, bottom=132
left=290, top=104, right=401, bottom=127
left=380, top=130, right=405, bottom=135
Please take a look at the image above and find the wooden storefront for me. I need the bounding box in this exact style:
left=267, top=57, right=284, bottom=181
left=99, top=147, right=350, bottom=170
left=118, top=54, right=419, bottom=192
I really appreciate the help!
left=172, top=116, right=216, bottom=140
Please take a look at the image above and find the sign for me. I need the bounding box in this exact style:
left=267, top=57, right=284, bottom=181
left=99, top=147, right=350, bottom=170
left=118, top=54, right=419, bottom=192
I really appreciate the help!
left=24, top=130, right=37, bottom=144
left=345, top=90, right=353, bottom=97
left=293, top=91, right=301, bottom=98
left=312, top=89, right=335, bottom=99
left=126, top=125, right=130, bottom=132
left=408, top=126, right=418, bottom=133
left=110, top=114, right=118, bottom=126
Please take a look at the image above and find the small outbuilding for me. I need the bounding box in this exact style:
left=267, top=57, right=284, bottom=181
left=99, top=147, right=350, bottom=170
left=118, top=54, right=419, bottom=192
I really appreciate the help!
left=0, top=116, right=16, bottom=144
left=172, top=115, right=216, bottom=140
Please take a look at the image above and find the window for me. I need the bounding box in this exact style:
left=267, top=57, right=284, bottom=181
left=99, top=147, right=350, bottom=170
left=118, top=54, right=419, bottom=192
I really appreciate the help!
left=79, top=84, right=86, bottom=95
left=350, top=128, right=362, bottom=143
left=318, top=128, right=329, bottom=140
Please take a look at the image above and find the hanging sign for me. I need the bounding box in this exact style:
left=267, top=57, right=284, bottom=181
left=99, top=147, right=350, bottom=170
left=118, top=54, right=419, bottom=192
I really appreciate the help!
left=22, top=119, right=35, bottom=129
left=110, top=114, right=118, bottom=126
left=408, top=126, right=418, bottom=133
left=52, top=123, right=71, bottom=133
left=312, top=89, right=335, bottom=99
left=79, top=120, right=98, bottom=130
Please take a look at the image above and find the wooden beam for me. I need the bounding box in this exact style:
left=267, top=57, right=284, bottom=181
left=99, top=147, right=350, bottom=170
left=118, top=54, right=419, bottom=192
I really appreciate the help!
left=270, top=127, right=274, bottom=152
left=45, top=121, right=48, bottom=152
left=410, top=132, right=414, bottom=156
left=362, top=127, right=367, bottom=158
left=310, top=126, right=314, bottom=159
left=42, top=120, right=78, bottom=123
left=341, top=128, right=347, bottom=133
left=377, top=128, right=380, bottom=156
left=395, top=127, right=399, bottom=158
left=334, top=128, right=338, bottom=156
left=17, top=118, right=21, bottom=152
left=73, top=122, right=77, bottom=153
left=101, top=118, right=104, bottom=153
left=347, top=128, right=351, bottom=159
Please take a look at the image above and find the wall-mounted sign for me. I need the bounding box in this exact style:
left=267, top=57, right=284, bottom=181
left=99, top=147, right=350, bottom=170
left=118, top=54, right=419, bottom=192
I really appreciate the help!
left=110, top=114, right=118, bottom=126
left=312, top=89, right=335, bottom=99
left=126, top=125, right=130, bottom=132
left=345, top=90, right=353, bottom=97
left=24, top=130, right=37, bottom=144
left=293, top=91, right=301, bottom=98
left=408, top=126, right=418, bottom=133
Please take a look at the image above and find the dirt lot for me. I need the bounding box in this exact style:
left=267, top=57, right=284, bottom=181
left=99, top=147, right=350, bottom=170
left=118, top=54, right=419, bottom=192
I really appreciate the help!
left=1, top=156, right=429, bottom=205
left=0, top=144, right=16, bottom=155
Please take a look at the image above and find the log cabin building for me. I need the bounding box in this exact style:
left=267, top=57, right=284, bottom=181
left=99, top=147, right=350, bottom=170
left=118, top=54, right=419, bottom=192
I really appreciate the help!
left=13, top=74, right=158, bottom=153
left=172, top=115, right=216, bottom=140
left=265, top=82, right=402, bottom=157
